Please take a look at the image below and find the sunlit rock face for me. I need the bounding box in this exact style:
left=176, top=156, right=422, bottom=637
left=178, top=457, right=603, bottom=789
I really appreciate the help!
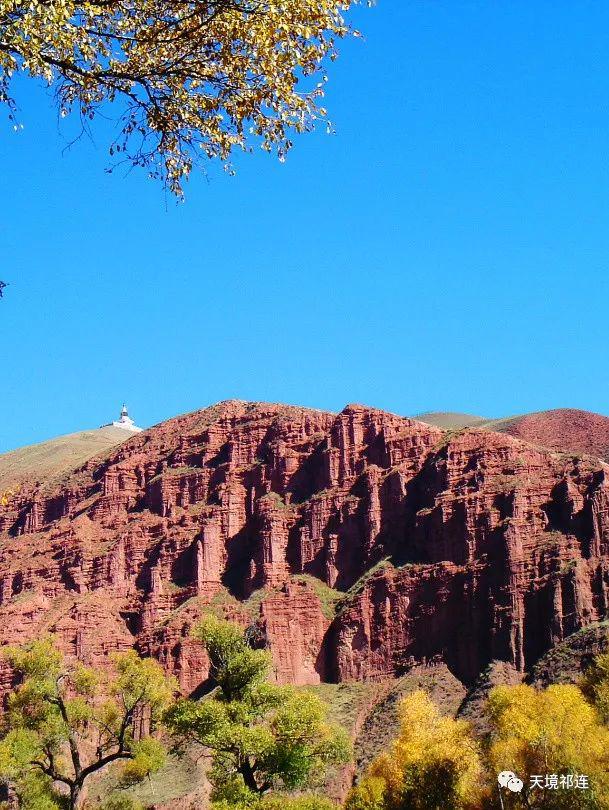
left=1, top=399, right=609, bottom=695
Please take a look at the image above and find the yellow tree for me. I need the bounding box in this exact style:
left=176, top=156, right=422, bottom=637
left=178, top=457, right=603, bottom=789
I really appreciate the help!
left=488, top=683, right=609, bottom=809
left=0, top=0, right=365, bottom=196
left=345, top=690, right=484, bottom=810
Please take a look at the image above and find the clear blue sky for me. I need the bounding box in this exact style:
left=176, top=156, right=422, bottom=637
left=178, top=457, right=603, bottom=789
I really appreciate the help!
left=2, top=1, right=609, bottom=452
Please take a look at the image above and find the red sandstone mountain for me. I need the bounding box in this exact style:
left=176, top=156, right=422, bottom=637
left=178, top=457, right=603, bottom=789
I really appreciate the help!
left=489, top=408, right=609, bottom=462
left=420, top=408, right=609, bottom=462
left=0, top=399, right=608, bottom=704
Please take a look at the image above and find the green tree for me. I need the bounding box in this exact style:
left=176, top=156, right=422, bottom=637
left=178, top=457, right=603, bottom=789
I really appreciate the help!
left=0, top=1, right=363, bottom=196
left=344, top=690, right=483, bottom=810
left=166, top=614, right=350, bottom=803
left=0, top=639, right=176, bottom=810
left=488, top=683, right=609, bottom=809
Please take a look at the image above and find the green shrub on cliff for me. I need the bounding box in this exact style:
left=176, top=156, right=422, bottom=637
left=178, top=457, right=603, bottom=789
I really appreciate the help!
left=99, top=797, right=144, bottom=810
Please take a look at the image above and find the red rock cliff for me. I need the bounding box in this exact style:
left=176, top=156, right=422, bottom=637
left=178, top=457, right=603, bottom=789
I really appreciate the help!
left=0, top=400, right=608, bottom=694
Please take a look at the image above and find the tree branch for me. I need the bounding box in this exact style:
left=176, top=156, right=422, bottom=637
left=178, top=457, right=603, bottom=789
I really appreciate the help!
left=48, top=689, right=82, bottom=780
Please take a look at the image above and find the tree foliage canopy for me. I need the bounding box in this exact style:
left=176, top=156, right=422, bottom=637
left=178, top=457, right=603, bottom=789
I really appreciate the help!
left=0, top=0, right=362, bottom=196
left=166, top=614, right=350, bottom=803
left=345, top=690, right=483, bottom=810
left=0, top=639, right=176, bottom=810
left=488, top=682, right=609, bottom=809
left=217, top=793, right=340, bottom=810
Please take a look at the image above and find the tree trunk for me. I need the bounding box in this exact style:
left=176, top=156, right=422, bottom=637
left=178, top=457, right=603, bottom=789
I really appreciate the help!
left=240, top=760, right=262, bottom=794
left=70, top=783, right=82, bottom=810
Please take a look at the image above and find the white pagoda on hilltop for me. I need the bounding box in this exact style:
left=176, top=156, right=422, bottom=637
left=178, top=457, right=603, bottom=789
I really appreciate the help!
left=103, top=404, right=143, bottom=433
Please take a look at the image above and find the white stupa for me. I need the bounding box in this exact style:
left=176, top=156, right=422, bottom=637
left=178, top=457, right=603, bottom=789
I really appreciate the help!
left=103, top=404, right=143, bottom=433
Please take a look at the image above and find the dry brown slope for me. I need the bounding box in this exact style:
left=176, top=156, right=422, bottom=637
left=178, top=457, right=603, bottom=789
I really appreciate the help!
left=414, top=412, right=487, bottom=429
left=0, top=426, right=134, bottom=490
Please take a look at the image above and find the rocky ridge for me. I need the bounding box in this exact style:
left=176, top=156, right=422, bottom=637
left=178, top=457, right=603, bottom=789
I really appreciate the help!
left=0, top=400, right=608, bottom=700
